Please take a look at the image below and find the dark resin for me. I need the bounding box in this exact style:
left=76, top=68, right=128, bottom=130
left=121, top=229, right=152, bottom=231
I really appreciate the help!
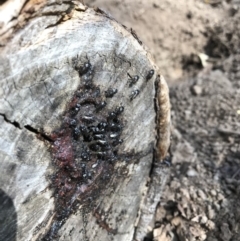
left=43, top=61, right=126, bottom=240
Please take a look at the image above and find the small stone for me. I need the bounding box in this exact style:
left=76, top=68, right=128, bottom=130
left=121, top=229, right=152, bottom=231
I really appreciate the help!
left=166, top=214, right=173, bottom=221
left=221, top=199, right=228, bottom=208
left=210, top=190, right=217, bottom=196
left=191, top=85, right=202, bottom=96
left=180, top=188, right=190, bottom=200
left=225, top=178, right=234, bottom=184
left=187, top=169, right=198, bottom=177
left=206, top=220, right=215, bottom=230
left=197, top=189, right=207, bottom=200
left=213, top=173, right=220, bottom=181
left=171, top=216, right=182, bottom=226
left=214, top=203, right=220, bottom=211
left=196, top=163, right=202, bottom=172
left=153, top=225, right=171, bottom=241
left=225, top=189, right=232, bottom=195
left=189, top=186, right=198, bottom=200
left=228, top=137, right=234, bottom=144
left=172, top=128, right=182, bottom=140
left=191, top=215, right=200, bottom=223
left=200, top=233, right=207, bottom=241
left=190, top=202, right=197, bottom=215
left=170, top=180, right=181, bottom=189
left=177, top=203, right=187, bottom=218
left=217, top=193, right=225, bottom=201
left=173, top=210, right=179, bottom=217
left=184, top=110, right=191, bottom=120
left=189, top=225, right=207, bottom=241
left=200, top=215, right=208, bottom=224
left=182, top=177, right=188, bottom=184
left=208, top=207, right=215, bottom=220
left=155, top=206, right=166, bottom=222
left=221, top=223, right=232, bottom=241
left=175, top=193, right=181, bottom=200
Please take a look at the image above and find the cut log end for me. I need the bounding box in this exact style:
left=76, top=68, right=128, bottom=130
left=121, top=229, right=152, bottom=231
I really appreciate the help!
left=0, top=1, right=171, bottom=241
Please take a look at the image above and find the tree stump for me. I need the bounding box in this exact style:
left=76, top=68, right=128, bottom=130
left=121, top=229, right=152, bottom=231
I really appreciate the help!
left=0, top=1, right=171, bottom=241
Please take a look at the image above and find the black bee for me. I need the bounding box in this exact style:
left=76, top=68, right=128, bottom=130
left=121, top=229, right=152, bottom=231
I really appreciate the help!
left=146, top=69, right=154, bottom=81
left=73, top=127, right=81, bottom=140
left=81, top=151, right=90, bottom=161
left=129, top=75, right=139, bottom=87
left=89, top=126, right=106, bottom=135
left=80, top=125, right=93, bottom=141
left=161, top=155, right=172, bottom=167
left=93, top=134, right=105, bottom=140
left=75, top=103, right=81, bottom=111
left=105, top=88, right=118, bottom=98
left=82, top=70, right=94, bottom=88
left=112, top=139, right=123, bottom=146
left=108, top=123, right=122, bottom=132
left=98, top=122, right=108, bottom=130
left=96, top=101, right=107, bottom=111
left=79, top=125, right=88, bottom=135
left=89, top=143, right=101, bottom=152
left=107, top=153, right=117, bottom=162
left=97, top=151, right=107, bottom=159
left=109, top=132, right=120, bottom=139
left=107, top=111, right=117, bottom=120
left=115, top=106, right=124, bottom=115
left=78, top=61, right=92, bottom=76
left=71, top=103, right=80, bottom=116
left=82, top=115, right=95, bottom=123
left=130, top=90, right=140, bottom=101
left=96, top=139, right=108, bottom=147
left=69, top=119, right=77, bottom=127
left=92, top=87, right=100, bottom=97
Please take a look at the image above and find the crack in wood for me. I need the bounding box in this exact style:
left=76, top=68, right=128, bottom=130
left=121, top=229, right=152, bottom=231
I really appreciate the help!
left=0, top=113, right=54, bottom=142
left=0, top=113, right=21, bottom=129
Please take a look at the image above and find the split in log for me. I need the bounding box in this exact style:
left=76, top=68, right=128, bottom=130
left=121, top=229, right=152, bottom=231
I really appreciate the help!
left=0, top=1, right=171, bottom=241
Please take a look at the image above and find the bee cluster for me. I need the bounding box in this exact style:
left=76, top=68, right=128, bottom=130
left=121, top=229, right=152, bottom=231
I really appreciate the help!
left=45, top=60, right=126, bottom=240
left=44, top=59, right=156, bottom=240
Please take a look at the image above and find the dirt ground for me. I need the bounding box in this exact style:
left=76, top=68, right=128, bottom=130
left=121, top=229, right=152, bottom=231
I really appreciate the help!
left=85, top=1, right=240, bottom=241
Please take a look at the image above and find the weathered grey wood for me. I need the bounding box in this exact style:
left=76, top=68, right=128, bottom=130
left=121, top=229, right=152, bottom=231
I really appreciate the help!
left=0, top=1, right=171, bottom=241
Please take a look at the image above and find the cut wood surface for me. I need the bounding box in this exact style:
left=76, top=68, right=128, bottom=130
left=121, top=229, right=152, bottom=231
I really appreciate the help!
left=0, top=1, right=170, bottom=241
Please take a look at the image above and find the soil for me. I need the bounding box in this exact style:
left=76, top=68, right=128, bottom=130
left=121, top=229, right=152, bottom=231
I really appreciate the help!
left=85, top=1, right=240, bottom=241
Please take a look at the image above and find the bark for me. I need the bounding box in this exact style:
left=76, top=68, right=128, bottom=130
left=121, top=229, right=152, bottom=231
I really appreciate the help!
left=0, top=1, right=171, bottom=241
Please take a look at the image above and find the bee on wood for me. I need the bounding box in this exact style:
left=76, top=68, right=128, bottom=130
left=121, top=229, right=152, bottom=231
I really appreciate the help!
left=128, top=74, right=139, bottom=87
left=146, top=69, right=154, bottom=81
left=105, top=88, right=118, bottom=98
left=130, top=89, right=140, bottom=101
left=96, top=101, right=107, bottom=111
left=78, top=61, right=92, bottom=76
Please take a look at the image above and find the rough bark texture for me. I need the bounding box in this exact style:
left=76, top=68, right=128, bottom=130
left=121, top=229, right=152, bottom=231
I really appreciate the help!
left=0, top=1, right=170, bottom=241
